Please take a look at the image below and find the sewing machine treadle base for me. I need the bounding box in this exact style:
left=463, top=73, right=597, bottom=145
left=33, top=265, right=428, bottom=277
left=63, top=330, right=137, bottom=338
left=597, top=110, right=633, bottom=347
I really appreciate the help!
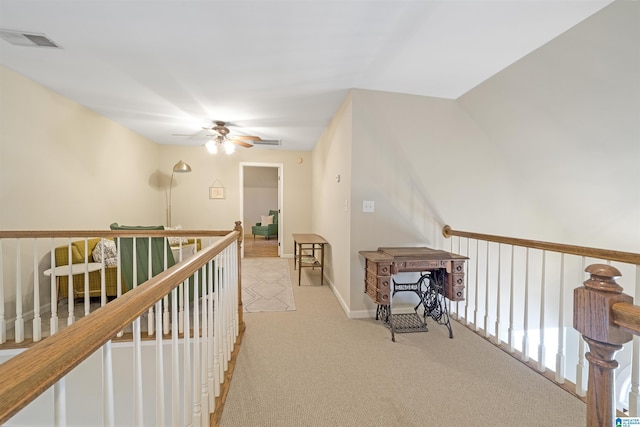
left=377, top=305, right=428, bottom=334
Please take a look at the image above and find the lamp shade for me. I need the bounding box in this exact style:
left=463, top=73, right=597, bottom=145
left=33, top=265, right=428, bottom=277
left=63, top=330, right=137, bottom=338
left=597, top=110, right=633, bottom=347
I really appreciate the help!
left=173, top=160, right=192, bottom=173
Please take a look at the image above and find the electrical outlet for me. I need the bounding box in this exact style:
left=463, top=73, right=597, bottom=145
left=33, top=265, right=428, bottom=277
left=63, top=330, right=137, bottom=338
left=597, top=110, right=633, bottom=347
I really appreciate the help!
left=362, top=200, right=375, bottom=213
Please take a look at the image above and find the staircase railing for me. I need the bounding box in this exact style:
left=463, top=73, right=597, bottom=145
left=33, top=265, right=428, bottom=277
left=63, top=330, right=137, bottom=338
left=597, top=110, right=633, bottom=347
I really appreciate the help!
left=0, top=222, right=244, bottom=426
left=442, top=225, right=640, bottom=425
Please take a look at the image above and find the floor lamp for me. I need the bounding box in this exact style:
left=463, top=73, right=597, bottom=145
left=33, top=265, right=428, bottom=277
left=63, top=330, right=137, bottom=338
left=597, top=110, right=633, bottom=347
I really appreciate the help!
left=167, top=160, right=192, bottom=227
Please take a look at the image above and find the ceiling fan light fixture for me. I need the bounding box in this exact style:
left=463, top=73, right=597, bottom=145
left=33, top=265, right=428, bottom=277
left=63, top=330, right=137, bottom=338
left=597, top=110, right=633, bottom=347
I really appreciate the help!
left=205, top=139, right=218, bottom=154
left=224, top=140, right=235, bottom=154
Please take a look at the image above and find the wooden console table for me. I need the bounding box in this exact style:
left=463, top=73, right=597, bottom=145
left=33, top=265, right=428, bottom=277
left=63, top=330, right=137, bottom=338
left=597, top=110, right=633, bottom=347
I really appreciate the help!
left=293, top=233, right=327, bottom=286
left=359, top=247, right=468, bottom=340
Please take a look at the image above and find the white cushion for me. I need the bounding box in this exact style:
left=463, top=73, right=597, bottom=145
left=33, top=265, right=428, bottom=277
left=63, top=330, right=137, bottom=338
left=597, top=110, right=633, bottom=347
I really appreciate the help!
left=261, top=215, right=274, bottom=225
left=92, top=239, right=118, bottom=267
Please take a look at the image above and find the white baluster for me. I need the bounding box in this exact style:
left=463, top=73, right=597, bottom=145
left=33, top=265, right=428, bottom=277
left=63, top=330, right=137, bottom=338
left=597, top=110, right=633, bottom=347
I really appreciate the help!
left=148, top=237, right=155, bottom=336
left=116, top=237, right=123, bottom=338
left=32, top=241, right=42, bottom=341
left=163, top=295, right=170, bottom=335
left=452, top=238, right=459, bottom=317
left=200, top=267, right=210, bottom=422
left=474, top=240, right=479, bottom=331
left=508, top=245, right=515, bottom=353
left=221, top=249, right=228, bottom=372
left=15, top=239, right=24, bottom=342
left=628, top=264, right=640, bottom=415
left=576, top=335, right=587, bottom=397
left=54, top=378, right=66, bottom=427
left=155, top=299, right=165, bottom=426
left=231, top=243, right=239, bottom=339
left=103, top=340, right=115, bottom=427
left=0, top=239, right=5, bottom=344
left=163, top=239, right=170, bottom=335
left=183, top=278, right=193, bottom=427
left=192, top=270, right=202, bottom=427
left=464, top=238, right=471, bottom=326
left=50, top=239, right=58, bottom=336
left=66, top=240, right=74, bottom=326
left=574, top=256, right=588, bottom=397
left=83, top=239, right=90, bottom=317
left=484, top=241, right=490, bottom=338
left=522, top=248, right=530, bottom=362
left=213, top=256, right=222, bottom=397
left=494, top=243, right=502, bottom=345
left=537, top=250, right=546, bottom=372
left=207, top=260, right=216, bottom=409
left=100, top=239, right=107, bottom=307
left=179, top=281, right=185, bottom=334
left=555, top=254, right=565, bottom=383
left=223, top=252, right=230, bottom=366
left=133, top=316, right=143, bottom=426
left=225, top=247, right=233, bottom=362
left=171, top=286, right=181, bottom=427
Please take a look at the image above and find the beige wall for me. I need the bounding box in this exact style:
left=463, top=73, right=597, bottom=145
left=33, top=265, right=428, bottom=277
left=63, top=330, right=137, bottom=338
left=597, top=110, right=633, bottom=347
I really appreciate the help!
left=158, top=145, right=312, bottom=256
left=458, top=0, right=640, bottom=253
left=312, top=93, right=353, bottom=311
left=0, top=66, right=163, bottom=319
left=346, top=89, right=547, bottom=315
left=0, top=66, right=162, bottom=229
left=312, top=0, right=639, bottom=317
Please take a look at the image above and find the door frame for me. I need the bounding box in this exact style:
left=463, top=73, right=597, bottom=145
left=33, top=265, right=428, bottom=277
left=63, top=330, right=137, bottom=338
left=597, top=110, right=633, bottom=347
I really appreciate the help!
left=239, top=162, right=283, bottom=257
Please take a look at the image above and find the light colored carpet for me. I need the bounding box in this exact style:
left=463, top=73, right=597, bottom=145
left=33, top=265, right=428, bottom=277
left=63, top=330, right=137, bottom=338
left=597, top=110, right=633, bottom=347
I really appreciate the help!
left=242, top=257, right=296, bottom=312
left=220, top=259, right=586, bottom=426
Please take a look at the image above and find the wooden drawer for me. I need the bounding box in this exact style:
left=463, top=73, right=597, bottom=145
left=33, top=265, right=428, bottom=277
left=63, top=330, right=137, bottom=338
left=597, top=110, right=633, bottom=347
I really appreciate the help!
left=444, top=274, right=465, bottom=301
left=452, top=261, right=465, bottom=274
left=444, top=285, right=465, bottom=301
left=392, top=260, right=448, bottom=272
left=365, top=284, right=390, bottom=305
left=366, top=271, right=390, bottom=291
left=365, top=274, right=390, bottom=303
left=366, top=262, right=392, bottom=276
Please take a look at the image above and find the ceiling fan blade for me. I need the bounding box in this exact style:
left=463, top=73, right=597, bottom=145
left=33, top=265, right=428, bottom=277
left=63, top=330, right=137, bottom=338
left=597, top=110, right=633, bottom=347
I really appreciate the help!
left=234, top=135, right=261, bottom=141
left=230, top=139, right=253, bottom=148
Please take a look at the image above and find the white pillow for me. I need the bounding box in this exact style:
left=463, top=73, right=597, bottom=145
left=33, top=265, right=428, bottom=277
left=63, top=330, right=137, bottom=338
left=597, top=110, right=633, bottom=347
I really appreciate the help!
left=261, top=215, right=274, bottom=225
left=92, top=239, right=118, bottom=267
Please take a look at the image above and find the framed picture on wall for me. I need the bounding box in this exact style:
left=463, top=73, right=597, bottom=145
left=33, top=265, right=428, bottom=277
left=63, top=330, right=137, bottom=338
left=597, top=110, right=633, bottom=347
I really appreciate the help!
left=209, top=186, right=225, bottom=199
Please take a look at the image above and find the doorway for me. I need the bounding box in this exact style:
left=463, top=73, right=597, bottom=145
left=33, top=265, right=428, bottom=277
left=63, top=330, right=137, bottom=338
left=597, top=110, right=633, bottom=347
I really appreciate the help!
left=240, top=163, right=282, bottom=258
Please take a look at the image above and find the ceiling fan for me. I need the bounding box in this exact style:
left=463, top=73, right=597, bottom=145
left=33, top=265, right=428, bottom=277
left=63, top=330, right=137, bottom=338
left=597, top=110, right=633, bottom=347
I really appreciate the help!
left=174, top=120, right=281, bottom=154
left=202, top=121, right=257, bottom=154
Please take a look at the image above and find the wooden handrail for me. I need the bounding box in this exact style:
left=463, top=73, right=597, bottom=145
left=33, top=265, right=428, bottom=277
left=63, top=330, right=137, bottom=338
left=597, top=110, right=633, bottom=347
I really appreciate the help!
left=0, top=229, right=234, bottom=239
left=442, top=225, right=640, bottom=265
left=0, top=230, right=240, bottom=424
left=613, top=302, right=640, bottom=336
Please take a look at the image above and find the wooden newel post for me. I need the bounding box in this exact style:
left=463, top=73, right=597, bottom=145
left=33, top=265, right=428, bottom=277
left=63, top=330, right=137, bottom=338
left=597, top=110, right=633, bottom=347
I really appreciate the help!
left=234, top=221, right=245, bottom=331
left=574, top=264, right=633, bottom=427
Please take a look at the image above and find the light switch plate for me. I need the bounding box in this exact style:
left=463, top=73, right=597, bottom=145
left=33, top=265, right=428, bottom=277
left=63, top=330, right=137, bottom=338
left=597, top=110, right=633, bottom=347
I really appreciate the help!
left=362, top=200, right=375, bottom=213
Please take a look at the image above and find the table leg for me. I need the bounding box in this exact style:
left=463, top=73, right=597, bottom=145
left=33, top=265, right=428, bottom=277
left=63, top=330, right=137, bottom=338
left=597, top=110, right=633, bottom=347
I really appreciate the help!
left=320, top=243, right=324, bottom=286
left=298, top=244, right=302, bottom=286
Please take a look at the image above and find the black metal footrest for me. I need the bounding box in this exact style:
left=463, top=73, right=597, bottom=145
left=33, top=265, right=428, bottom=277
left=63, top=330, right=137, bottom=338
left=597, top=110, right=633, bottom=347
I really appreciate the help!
left=386, top=313, right=428, bottom=333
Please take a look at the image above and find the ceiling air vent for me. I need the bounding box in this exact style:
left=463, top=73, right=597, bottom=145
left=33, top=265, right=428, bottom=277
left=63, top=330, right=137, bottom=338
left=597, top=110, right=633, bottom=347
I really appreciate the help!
left=0, top=29, right=62, bottom=48
left=254, top=139, right=282, bottom=146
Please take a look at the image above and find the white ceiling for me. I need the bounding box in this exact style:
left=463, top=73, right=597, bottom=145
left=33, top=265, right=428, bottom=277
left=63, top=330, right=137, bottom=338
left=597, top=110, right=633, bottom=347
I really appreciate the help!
left=0, top=0, right=613, bottom=151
